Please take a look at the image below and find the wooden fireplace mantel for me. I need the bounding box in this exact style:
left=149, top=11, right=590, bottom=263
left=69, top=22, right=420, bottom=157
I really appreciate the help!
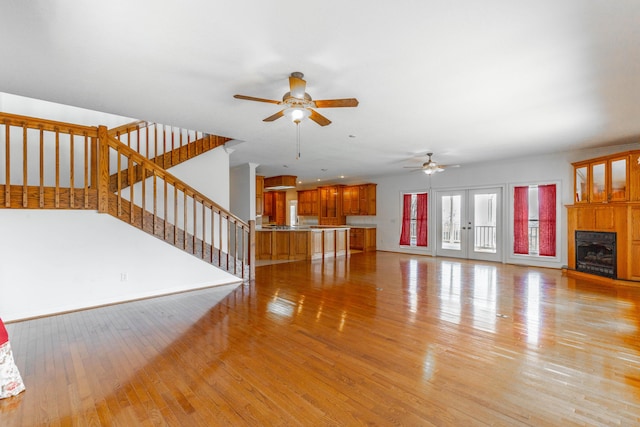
left=567, top=150, right=640, bottom=283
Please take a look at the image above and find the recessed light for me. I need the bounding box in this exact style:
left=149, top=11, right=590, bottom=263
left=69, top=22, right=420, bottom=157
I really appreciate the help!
left=340, top=175, right=345, bottom=179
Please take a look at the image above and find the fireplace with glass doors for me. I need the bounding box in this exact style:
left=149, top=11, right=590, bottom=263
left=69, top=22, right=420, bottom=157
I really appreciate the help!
left=575, top=231, right=616, bottom=279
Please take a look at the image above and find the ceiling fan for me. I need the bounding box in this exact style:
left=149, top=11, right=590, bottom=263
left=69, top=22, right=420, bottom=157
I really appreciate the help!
left=404, top=153, right=460, bottom=175
left=233, top=72, right=358, bottom=126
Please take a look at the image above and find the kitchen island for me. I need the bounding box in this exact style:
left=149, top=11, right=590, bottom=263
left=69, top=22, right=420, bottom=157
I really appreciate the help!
left=256, top=226, right=350, bottom=261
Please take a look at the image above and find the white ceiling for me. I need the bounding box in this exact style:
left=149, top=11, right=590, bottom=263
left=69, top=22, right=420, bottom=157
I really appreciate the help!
left=2, top=1, right=640, bottom=185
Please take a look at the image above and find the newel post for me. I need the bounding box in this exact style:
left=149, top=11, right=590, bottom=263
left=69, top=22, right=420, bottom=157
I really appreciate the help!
left=96, top=125, right=110, bottom=213
left=249, top=219, right=256, bottom=280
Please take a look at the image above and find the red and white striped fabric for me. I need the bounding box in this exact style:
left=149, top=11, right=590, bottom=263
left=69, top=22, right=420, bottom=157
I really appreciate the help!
left=0, top=318, right=26, bottom=399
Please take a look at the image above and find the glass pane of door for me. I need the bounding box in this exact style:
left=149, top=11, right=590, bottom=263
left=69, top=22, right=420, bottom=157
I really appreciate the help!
left=470, top=188, right=502, bottom=262
left=441, top=194, right=461, bottom=251
left=436, top=192, right=467, bottom=259
left=473, top=193, right=496, bottom=253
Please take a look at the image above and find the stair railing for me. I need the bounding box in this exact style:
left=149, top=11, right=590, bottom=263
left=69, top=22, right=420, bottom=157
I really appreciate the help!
left=0, top=112, right=254, bottom=279
left=98, top=126, right=254, bottom=279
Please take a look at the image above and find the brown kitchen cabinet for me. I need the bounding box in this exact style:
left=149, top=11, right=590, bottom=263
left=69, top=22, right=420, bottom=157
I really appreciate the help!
left=342, top=183, right=377, bottom=216
left=297, top=189, right=318, bottom=216
left=318, top=185, right=346, bottom=225
left=256, top=175, right=264, bottom=216
left=349, top=227, right=376, bottom=252
left=263, top=191, right=287, bottom=224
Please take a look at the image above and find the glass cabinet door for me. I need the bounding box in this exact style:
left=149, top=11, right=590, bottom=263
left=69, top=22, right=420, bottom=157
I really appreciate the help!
left=590, top=162, right=607, bottom=203
left=609, top=157, right=628, bottom=201
left=575, top=166, right=588, bottom=203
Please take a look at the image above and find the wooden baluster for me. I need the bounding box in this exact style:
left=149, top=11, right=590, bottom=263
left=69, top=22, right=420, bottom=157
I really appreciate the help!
left=153, top=123, right=158, bottom=166
left=39, top=127, right=44, bottom=208
left=4, top=123, right=10, bottom=207
left=180, top=130, right=184, bottom=162
left=117, top=151, right=122, bottom=217
left=250, top=220, right=256, bottom=280
left=141, top=164, right=146, bottom=231
left=162, top=124, right=167, bottom=168
left=180, top=131, right=191, bottom=160
left=55, top=128, right=60, bottom=208
left=171, top=126, right=175, bottom=166
left=69, top=130, right=75, bottom=208
left=22, top=124, right=28, bottom=207
left=192, top=196, right=197, bottom=254
left=202, top=201, right=206, bottom=260
left=96, top=126, right=109, bottom=214
left=145, top=124, right=149, bottom=160
left=136, top=125, right=140, bottom=154
left=218, top=211, right=223, bottom=267
left=83, top=133, right=89, bottom=208
left=164, top=179, right=168, bottom=241
left=152, top=172, right=157, bottom=236
left=183, top=190, right=188, bottom=250
left=226, top=215, right=230, bottom=271
left=211, top=206, right=215, bottom=264
left=173, top=186, right=178, bottom=246
left=129, top=157, right=135, bottom=224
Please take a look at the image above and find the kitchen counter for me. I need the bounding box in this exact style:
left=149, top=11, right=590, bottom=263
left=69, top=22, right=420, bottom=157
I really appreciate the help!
left=256, top=227, right=350, bottom=260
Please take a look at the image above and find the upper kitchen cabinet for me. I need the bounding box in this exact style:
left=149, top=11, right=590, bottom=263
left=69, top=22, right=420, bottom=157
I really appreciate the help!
left=342, top=183, right=377, bottom=216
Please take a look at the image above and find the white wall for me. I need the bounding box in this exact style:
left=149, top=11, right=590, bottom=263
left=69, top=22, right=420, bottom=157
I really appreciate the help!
left=0, top=210, right=240, bottom=322
left=168, top=146, right=231, bottom=210
left=230, top=163, right=258, bottom=222
left=1, top=92, right=133, bottom=128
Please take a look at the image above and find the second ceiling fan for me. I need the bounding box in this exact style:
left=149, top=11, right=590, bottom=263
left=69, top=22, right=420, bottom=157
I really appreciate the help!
left=234, top=72, right=358, bottom=126
left=404, top=153, right=460, bottom=175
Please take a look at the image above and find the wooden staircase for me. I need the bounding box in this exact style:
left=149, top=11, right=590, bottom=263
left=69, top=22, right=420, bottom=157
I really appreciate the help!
left=0, top=112, right=254, bottom=280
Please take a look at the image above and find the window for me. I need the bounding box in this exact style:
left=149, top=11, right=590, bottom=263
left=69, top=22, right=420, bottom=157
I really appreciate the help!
left=514, top=184, right=556, bottom=256
left=400, top=193, right=427, bottom=247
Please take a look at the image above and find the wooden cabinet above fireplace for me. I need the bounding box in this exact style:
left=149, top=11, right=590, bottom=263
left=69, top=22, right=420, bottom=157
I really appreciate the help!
left=568, top=150, right=640, bottom=284
left=573, top=151, right=640, bottom=204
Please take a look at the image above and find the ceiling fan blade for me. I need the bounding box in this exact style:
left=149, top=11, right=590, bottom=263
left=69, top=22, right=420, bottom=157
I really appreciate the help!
left=289, top=74, right=307, bottom=99
left=263, top=110, right=285, bottom=122
left=234, top=94, right=281, bottom=105
left=313, top=98, right=359, bottom=108
left=439, top=164, right=461, bottom=169
left=309, top=109, right=332, bottom=126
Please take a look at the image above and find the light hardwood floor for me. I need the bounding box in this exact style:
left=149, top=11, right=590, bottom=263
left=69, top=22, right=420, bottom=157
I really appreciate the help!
left=1, top=252, right=640, bottom=426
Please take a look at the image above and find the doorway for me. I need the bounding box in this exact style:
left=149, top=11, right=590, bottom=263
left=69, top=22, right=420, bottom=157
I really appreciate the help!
left=435, top=187, right=502, bottom=262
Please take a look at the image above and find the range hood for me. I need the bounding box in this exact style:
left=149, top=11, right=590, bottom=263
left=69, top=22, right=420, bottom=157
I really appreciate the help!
left=264, top=175, right=297, bottom=190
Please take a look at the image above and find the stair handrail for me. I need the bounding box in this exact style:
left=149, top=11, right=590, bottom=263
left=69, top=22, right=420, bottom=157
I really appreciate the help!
left=99, top=127, right=254, bottom=279
left=98, top=127, right=249, bottom=228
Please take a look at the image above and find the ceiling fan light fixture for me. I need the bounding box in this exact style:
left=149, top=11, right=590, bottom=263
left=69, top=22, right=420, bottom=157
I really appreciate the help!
left=285, top=107, right=310, bottom=123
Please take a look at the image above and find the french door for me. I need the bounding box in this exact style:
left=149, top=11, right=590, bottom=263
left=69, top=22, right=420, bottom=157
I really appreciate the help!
left=435, top=188, right=502, bottom=262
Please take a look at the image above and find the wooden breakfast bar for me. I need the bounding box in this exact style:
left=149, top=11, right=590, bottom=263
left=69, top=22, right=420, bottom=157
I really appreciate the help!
left=256, top=226, right=350, bottom=261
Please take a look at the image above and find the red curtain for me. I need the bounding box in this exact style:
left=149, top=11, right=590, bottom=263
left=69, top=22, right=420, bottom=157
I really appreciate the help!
left=399, top=194, right=412, bottom=245
left=416, top=193, right=428, bottom=246
left=538, top=184, right=556, bottom=257
left=514, top=186, right=529, bottom=254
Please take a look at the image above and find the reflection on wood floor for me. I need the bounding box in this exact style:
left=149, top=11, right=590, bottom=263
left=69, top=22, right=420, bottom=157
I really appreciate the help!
left=2, top=252, right=640, bottom=426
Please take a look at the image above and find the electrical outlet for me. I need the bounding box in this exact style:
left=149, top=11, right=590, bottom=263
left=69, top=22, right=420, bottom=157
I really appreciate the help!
left=120, top=273, right=128, bottom=282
